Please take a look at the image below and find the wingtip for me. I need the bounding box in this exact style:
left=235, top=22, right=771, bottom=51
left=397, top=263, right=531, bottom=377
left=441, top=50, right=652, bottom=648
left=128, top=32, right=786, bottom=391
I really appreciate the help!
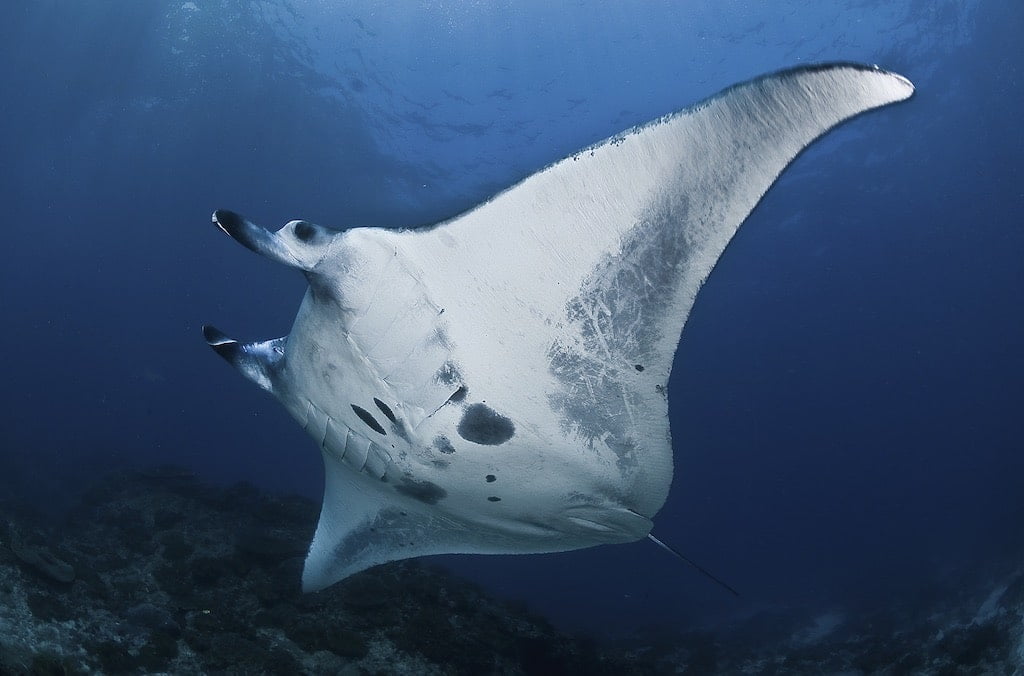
left=896, top=73, right=915, bottom=98
left=784, top=62, right=915, bottom=102
left=867, top=63, right=914, bottom=100
left=300, top=557, right=331, bottom=594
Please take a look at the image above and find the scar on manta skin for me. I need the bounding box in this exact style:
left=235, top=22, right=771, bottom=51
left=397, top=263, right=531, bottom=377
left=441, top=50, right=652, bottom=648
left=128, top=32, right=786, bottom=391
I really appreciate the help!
left=202, top=63, right=914, bottom=593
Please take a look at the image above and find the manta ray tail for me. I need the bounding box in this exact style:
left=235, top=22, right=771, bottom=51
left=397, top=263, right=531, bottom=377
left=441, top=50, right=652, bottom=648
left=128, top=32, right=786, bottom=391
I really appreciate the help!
left=647, top=534, right=740, bottom=597
left=202, top=325, right=284, bottom=394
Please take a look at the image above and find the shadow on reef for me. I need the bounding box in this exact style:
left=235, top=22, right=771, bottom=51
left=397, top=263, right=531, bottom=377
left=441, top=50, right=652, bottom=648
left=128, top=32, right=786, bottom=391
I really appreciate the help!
left=0, top=467, right=1022, bottom=674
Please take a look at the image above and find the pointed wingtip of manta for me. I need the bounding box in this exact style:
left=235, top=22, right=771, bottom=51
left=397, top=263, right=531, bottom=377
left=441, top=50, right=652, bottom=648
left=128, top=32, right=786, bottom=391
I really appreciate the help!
left=863, top=63, right=914, bottom=100
left=300, top=556, right=332, bottom=594
left=882, top=68, right=915, bottom=99
left=780, top=62, right=914, bottom=103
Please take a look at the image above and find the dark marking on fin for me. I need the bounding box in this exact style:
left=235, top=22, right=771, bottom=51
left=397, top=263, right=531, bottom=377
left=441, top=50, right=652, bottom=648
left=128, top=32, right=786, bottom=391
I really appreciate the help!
left=374, top=397, right=397, bottom=422
left=351, top=404, right=387, bottom=435
left=392, top=419, right=410, bottom=443
left=458, top=404, right=515, bottom=445
left=434, top=435, right=456, bottom=455
left=487, top=496, right=501, bottom=502
left=485, top=474, right=496, bottom=483
left=424, top=383, right=469, bottom=421
left=395, top=478, right=447, bottom=505
left=436, top=361, right=462, bottom=386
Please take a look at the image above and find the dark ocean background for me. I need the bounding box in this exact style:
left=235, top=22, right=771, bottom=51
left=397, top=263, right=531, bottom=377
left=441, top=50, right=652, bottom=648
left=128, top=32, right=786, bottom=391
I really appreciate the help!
left=1, top=0, right=1021, bottom=642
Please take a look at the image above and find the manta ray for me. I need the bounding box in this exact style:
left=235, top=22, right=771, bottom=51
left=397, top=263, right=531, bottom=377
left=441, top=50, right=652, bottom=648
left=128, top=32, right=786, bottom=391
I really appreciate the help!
left=203, top=63, right=913, bottom=592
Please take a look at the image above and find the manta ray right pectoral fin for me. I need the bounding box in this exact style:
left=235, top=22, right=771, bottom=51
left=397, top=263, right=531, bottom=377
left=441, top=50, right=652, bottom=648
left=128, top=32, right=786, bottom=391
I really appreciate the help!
left=202, top=325, right=284, bottom=394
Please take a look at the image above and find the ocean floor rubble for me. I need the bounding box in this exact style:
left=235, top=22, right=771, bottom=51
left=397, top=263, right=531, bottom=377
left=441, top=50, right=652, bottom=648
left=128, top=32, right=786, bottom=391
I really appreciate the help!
left=0, top=468, right=1021, bottom=674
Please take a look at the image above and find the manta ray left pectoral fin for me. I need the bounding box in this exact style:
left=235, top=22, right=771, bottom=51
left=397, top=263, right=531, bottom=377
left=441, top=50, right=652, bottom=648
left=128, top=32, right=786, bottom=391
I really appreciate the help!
left=302, top=456, right=390, bottom=592
left=202, top=325, right=284, bottom=394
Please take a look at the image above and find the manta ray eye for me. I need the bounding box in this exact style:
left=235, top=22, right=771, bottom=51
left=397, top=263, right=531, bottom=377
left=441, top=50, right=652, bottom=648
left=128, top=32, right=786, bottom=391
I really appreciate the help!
left=293, top=221, right=316, bottom=242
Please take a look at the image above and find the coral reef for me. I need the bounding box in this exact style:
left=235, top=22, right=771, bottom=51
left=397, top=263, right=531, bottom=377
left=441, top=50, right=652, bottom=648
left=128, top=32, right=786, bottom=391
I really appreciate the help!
left=0, top=469, right=626, bottom=675
left=0, top=468, right=1021, bottom=674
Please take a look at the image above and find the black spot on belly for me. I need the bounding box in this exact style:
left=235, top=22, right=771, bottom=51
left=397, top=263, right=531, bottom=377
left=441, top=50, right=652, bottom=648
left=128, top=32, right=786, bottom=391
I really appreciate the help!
left=373, top=397, right=396, bottom=423
left=458, top=404, right=515, bottom=445
left=434, top=435, right=456, bottom=455
left=487, top=496, right=501, bottom=502
left=634, top=364, right=645, bottom=372
left=485, top=474, right=496, bottom=483
left=351, top=404, right=386, bottom=435
left=395, top=478, right=447, bottom=505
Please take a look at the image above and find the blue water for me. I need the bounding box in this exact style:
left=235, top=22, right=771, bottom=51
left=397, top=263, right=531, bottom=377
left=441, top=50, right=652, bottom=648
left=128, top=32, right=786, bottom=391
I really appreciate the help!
left=2, top=0, right=1021, bottom=636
